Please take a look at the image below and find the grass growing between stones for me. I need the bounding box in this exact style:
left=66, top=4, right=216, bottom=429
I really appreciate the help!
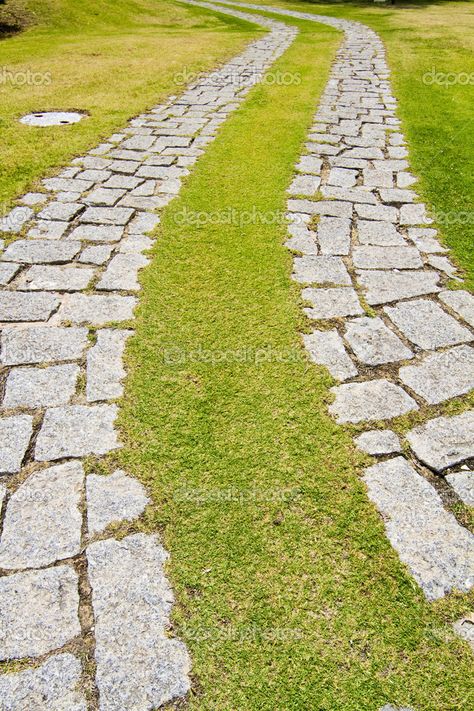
left=0, top=0, right=257, bottom=207
left=118, top=11, right=474, bottom=711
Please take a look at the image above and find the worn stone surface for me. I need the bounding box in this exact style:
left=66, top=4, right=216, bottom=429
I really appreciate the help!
left=0, top=291, right=59, bottom=322
left=68, top=224, right=124, bottom=243
left=79, top=244, right=113, bottom=265
left=344, top=316, right=413, bottom=365
left=287, top=174, right=321, bottom=196
left=303, top=329, right=357, bottom=381
left=303, top=286, right=363, bottom=320
left=355, top=430, right=401, bottom=456
left=446, top=471, right=474, bottom=507
left=0, top=653, right=86, bottom=711
left=356, top=270, right=440, bottom=305
left=56, top=293, right=136, bottom=325
left=87, top=469, right=149, bottom=535
left=0, top=263, right=21, bottom=285
left=0, top=462, right=84, bottom=569
left=0, top=415, right=33, bottom=473
left=406, top=412, right=474, bottom=472
left=35, top=404, right=120, bottom=461
left=86, top=329, right=132, bottom=401
left=16, top=265, right=94, bottom=291
left=3, top=364, right=79, bottom=409
left=80, top=206, right=134, bottom=226
left=97, top=253, right=148, bottom=291
left=352, top=246, right=422, bottom=270
left=0, top=326, right=88, bottom=365
left=439, top=290, right=474, bottom=328
left=399, top=345, right=474, bottom=404
left=363, top=457, right=474, bottom=600
left=384, top=299, right=472, bottom=349
left=293, top=256, right=351, bottom=285
left=87, top=535, right=191, bottom=711
left=317, top=216, right=351, bottom=255
left=357, top=220, right=406, bottom=247
left=0, top=566, right=80, bottom=659
left=2, top=239, right=81, bottom=264
left=128, top=213, right=160, bottom=235
left=329, top=379, right=418, bottom=424
left=38, top=201, right=83, bottom=222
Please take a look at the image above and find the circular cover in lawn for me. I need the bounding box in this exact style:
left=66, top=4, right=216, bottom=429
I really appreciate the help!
left=20, top=111, right=87, bottom=127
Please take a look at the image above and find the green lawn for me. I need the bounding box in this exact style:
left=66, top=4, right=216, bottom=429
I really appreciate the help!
left=115, top=7, right=474, bottom=710
left=0, top=0, right=257, bottom=209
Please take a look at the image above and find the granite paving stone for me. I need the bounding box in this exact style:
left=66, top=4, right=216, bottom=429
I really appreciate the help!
left=439, top=290, right=474, bottom=328
left=344, top=316, right=413, bottom=365
left=86, top=469, right=149, bottom=535
left=293, top=256, right=351, bottom=285
left=0, top=263, right=21, bottom=285
left=84, top=188, right=127, bottom=206
left=399, top=345, right=474, bottom=404
left=55, top=293, right=136, bottom=325
left=86, top=329, right=132, bottom=401
left=356, top=270, right=440, bottom=305
left=357, top=220, right=406, bottom=247
left=79, top=244, right=114, bottom=265
left=97, top=253, right=149, bottom=291
left=446, top=471, right=474, bottom=507
left=0, top=415, right=33, bottom=473
left=38, top=202, right=83, bottom=222
left=2, top=239, right=81, bottom=264
left=80, top=207, right=134, bottom=226
left=0, top=325, right=88, bottom=365
left=329, top=379, right=418, bottom=423
left=2, top=364, right=79, bottom=409
left=317, top=217, right=351, bottom=255
left=16, top=265, right=94, bottom=291
left=406, top=411, right=474, bottom=472
left=352, top=246, right=422, bottom=270
left=303, top=286, right=364, bottom=320
left=384, top=299, right=472, bottom=349
left=68, top=224, right=124, bottom=243
left=303, top=329, right=357, bottom=381
left=354, top=430, right=401, bottom=456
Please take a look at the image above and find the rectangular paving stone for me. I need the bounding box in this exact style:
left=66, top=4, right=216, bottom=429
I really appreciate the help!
left=303, top=329, right=357, bottom=381
left=0, top=292, right=59, bottom=322
left=287, top=174, right=321, bottom=196
left=407, top=228, right=445, bottom=253
left=344, top=316, right=413, bottom=365
left=293, top=256, right=351, bottom=286
left=128, top=213, right=160, bottom=234
left=303, top=286, right=364, bottom=320
left=0, top=414, right=33, bottom=473
left=353, top=246, right=422, bottom=270
left=329, top=379, right=418, bottom=424
left=399, top=345, right=474, bottom=405
left=355, top=203, right=398, bottom=223
left=102, top=175, right=143, bottom=190
left=96, top=253, right=149, bottom=291
left=379, top=188, right=416, bottom=204
left=16, top=265, right=95, bottom=291
left=288, top=199, right=352, bottom=219
left=317, top=217, right=351, bottom=255
left=363, top=457, right=474, bottom=600
left=354, top=429, right=401, bottom=456
left=28, top=220, right=69, bottom=240
left=108, top=160, right=140, bottom=174
left=55, top=293, right=136, bottom=325
left=76, top=169, right=112, bottom=183
left=43, top=178, right=93, bottom=193
left=439, top=290, right=474, bottom=328
left=446, top=471, right=474, bottom=507
left=80, top=207, right=134, bottom=226
left=384, top=298, right=472, bottom=349
left=356, top=270, right=441, bottom=305
left=79, top=244, right=114, bottom=265
left=2, top=364, right=79, bottom=409
left=321, top=186, right=377, bottom=205
left=407, top=411, right=474, bottom=472
left=38, top=202, right=83, bottom=222
left=400, top=203, right=432, bottom=225
left=327, top=167, right=358, bottom=188
left=86, top=329, right=133, bottom=401
left=1, top=325, right=88, bottom=364
left=84, top=188, right=127, bottom=206
left=357, top=220, right=406, bottom=247
left=35, top=404, right=120, bottom=461
left=68, top=224, right=124, bottom=243
left=0, top=566, right=80, bottom=659
left=2, top=239, right=81, bottom=264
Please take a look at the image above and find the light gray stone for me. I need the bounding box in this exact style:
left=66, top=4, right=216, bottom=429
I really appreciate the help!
left=287, top=199, right=352, bottom=219
left=399, top=203, right=432, bottom=226
left=35, top=404, right=120, bottom=461
left=439, top=290, right=474, bottom=328
left=287, top=175, right=321, bottom=196
left=2, top=240, right=81, bottom=264
left=86, top=329, right=132, bottom=401
left=446, top=471, right=474, bottom=507
left=87, top=469, right=149, bottom=535
left=3, top=364, right=79, bottom=409
left=408, top=228, right=446, bottom=254
left=0, top=292, right=59, bottom=323
left=76, top=169, right=111, bottom=183
left=362, top=168, right=393, bottom=188
left=399, top=346, right=474, bottom=404
left=327, top=167, right=357, bottom=188
left=103, top=175, right=142, bottom=190
left=87, top=534, right=191, bottom=711
left=355, top=203, right=398, bottom=223
left=356, top=270, right=440, bottom=305
left=379, top=189, right=415, bottom=204
left=354, top=430, right=401, bottom=456
left=293, top=256, right=351, bottom=285
left=0, top=462, right=84, bottom=569
left=0, top=415, right=33, bottom=473
left=303, top=287, right=363, bottom=320
left=84, top=187, right=127, bottom=206
left=345, top=317, right=413, bottom=365
left=56, top=293, right=136, bottom=325
left=0, top=566, right=80, bottom=659
left=0, top=263, right=21, bottom=285
left=28, top=221, right=69, bottom=240
left=407, top=412, right=474, bottom=472
left=16, top=265, right=94, bottom=291
left=329, top=379, right=418, bottom=424
left=352, top=246, right=422, bottom=270
left=453, top=618, right=474, bottom=652
left=119, top=235, right=153, bottom=254
left=109, top=160, right=140, bottom=175
left=20, top=192, right=48, bottom=206
left=97, top=254, right=148, bottom=291
left=38, top=202, right=83, bottom=222
left=0, top=653, right=86, bottom=711
left=296, top=155, right=322, bottom=174
left=0, top=207, right=33, bottom=233
left=357, top=220, right=406, bottom=247
left=363, top=457, right=474, bottom=600
left=321, top=186, right=377, bottom=205
left=80, top=207, right=134, bottom=226
left=384, top=299, right=472, bottom=349
left=0, top=484, right=6, bottom=512
left=1, top=326, right=88, bottom=365
left=43, top=177, right=93, bottom=193
left=303, top=329, right=357, bottom=381
left=128, top=213, right=160, bottom=235
left=68, top=224, right=124, bottom=243
left=317, top=217, right=351, bottom=255
left=79, top=244, right=113, bottom=265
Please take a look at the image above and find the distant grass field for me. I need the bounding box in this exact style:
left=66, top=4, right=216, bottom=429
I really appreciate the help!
left=0, top=0, right=257, bottom=208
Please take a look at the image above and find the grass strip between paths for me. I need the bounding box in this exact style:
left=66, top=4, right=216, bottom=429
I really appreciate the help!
left=116, top=9, right=474, bottom=711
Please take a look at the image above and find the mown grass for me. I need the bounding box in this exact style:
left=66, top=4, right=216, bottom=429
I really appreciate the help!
left=0, top=0, right=257, bottom=208
left=117, top=9, right=474, bottom=710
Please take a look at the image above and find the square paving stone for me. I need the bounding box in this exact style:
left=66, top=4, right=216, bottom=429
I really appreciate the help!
left=356, top=270, right=440, bottom=305
left=0, top=566, right=81, bottom=659
left=354, top=429, right=401, bottom=455
left=16, top=265, right=95, bottom=291
left=80, top=207, right=134, bottom=226
left=303, top=329, right=357, bottom=381
left=86, top=469, right=149, bottom=535
left=0, top=414, right=33, bottom=473
left=296, top=155, right=322, bottom=175
left=119, top=235, right=153, bottom=254
left=399, top=345, right=474, bottom=404
left=2, top=364, right=79, bottom=409
left=439, top=290, right=474, bottom=328
left=446, top=471, right=474, bottom=507
left=317, top=217, right=351, bottom=255
left=1, top=325, right=88, bottom=365
left=38, top=202, right=83, bottom=222
left=287, top=175, right=321, bottom=196
left=0, top=292, right=59, bottom=322
left=344, top=316, right=413, bottom=365
left=303, top=287, right=364, bottom=320
left=406, top=411, right=474, bottom=471
left=96, top=253, right=149, bottom=291
left=293, top=256, right=351, bottom=285
left=357, top=220, right=406, bottom=247
left=128, top=213, right=160, bottom=234
left=400, top=203, right=432, bottom=225
left=79, top=244, right=113, bottom=265
left=27, top=220, right=69, bottom=240
left=102, top=175, right=143, bottom=190
left=2, top=239, right=81, bottom=264
left=352, top=246, right=422, bottom=270
left=327, top=167, right=358, bottom=188
left=55, top=293, right=136, bottom=325
left=35, top=404, right=120, bottom=461
left=329, top=379, right=418, bottom=424
left=384, top=299, right=472, bottom=349
left=67, top=224, right=124, bottom=243
left=76, top=169, right=111, bottom=183
left=0, top=461, right=84, bottom=569
left=84, top=188, right=127, bottom=206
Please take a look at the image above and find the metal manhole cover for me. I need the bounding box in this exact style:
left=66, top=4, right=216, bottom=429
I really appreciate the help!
left=20, top=111, right=87, bottom=127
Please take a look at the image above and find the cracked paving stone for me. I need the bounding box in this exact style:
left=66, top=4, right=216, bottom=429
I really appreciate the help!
left=293, top=256, right=351, bottom=285
left=87, top=534, right=191, bottom=711
left=87, top=469, right=149, bottom=535
left=79, top=244, right=113, bottom=265
left=406, top=411, right=474, bottom=472
left=80, top=207, right=134, bottom=226
left=357, top=220, right=406, bottom=247
left=56, top=293, right=136, bottom=325
left=0, top=326, right=88, bottom=365
left=0, top=292, right=60, bottom=322
left=0, top=653, right=86, bottom=711
left=329, top=379, right=418, bottom=424
left=0, top=461, right=84, bottom=569
left=352, top=246, right=422, bottom=270
left=363, top=457, right=474, bottom=600
left=344, top=316, right=413, bottom=365
left=384, top=299, right=472, bottom=349
left=399, top=345, right=474, bottom=405
left=354, top=430, right=401, bottom=456
left=317, top=217, right=351, bottom=255
left=2, top=239, right=81, bottom=264
left=303, top=329, right=357, bottom=381
left=439, top=290, right=474, bottom=328
left=35, top=404, right=120, bottom=461
left=86, top=329, right=132, bottom=401
left=446, top=471, right=474, bottom=507
left=68, top=224, right=124, bottom=243
left=356, top=270, right=440, bottom=305
left=0, top=565, right=80, bottom=659
left=303, top=286, right=363, bottom=320
left=355, top=203, right=398, bottom=223
left=16, top=265, right=95, bottom=292
left=97, top=253, right=149, bottom=291
left=426, top=255, right=457, bottom=278
left=0, top=415, right=33, bottom=473
left=2, top=363, right=79, bottom=409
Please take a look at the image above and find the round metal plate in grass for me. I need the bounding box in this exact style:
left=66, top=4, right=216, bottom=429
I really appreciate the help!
left=20, top=111, right=87, bottom=127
